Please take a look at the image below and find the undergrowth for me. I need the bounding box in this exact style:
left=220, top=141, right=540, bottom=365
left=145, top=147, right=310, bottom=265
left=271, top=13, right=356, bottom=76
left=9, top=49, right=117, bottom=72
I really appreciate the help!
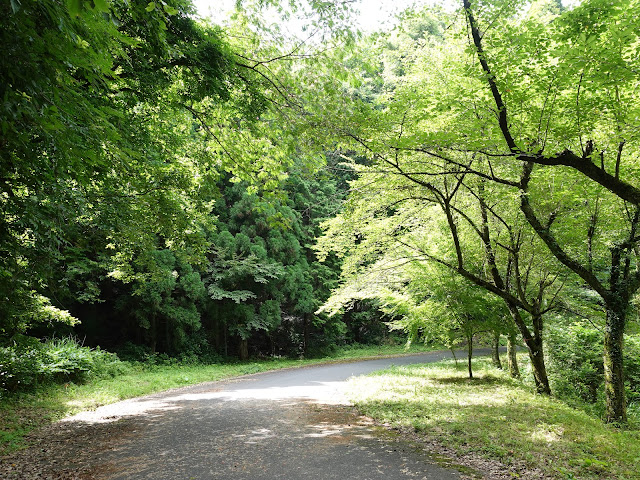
left=0, top=336, right=125, bottom=394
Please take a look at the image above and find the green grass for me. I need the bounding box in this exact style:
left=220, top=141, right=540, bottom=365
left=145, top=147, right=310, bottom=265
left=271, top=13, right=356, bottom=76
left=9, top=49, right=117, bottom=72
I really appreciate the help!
left=347, top=355, right=640, bottom=480
left=0, top=342, right=429, bottom=455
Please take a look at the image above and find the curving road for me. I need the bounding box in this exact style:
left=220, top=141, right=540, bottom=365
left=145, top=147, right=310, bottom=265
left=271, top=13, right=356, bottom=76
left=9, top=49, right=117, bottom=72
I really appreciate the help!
left=4, top=350, right=484, bottom=479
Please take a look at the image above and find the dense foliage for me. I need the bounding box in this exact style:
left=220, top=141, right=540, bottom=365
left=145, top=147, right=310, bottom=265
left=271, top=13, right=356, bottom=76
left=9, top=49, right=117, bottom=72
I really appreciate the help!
left=0, top=0, right=380, bottom=392
left=0, top=336, right=124, bottom=392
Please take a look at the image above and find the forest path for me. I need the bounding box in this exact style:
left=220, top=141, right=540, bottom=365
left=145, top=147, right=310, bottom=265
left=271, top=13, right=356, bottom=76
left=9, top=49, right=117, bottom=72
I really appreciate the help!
left=2, top=350, right=489, bottom=479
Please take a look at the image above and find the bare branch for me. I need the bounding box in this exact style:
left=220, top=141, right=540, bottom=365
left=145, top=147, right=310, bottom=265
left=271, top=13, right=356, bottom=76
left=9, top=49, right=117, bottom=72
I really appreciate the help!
left=615, top=140, right=625, bottom=180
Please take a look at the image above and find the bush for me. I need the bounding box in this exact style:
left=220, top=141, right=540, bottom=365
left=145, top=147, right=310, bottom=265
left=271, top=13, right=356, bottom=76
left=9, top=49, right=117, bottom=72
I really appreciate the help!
left=547, top=321, right=640, bottom=420
left=547, top=322, right=603, bottom=404
left=116, top=341, right=154, bottom=362
left=0, top=336, right=125, bottom=393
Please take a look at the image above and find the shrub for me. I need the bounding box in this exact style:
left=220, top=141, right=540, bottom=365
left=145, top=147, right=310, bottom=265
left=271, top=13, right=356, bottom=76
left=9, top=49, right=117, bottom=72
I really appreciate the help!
left=547, top=322, right=603, bottom=404
left=116, top=341, right=154, bottom=362
left=547, top=321, right=640, bottom=421
left=0, top=336, right=125, bottom=394
left=0, top=341, right=43, bottom=391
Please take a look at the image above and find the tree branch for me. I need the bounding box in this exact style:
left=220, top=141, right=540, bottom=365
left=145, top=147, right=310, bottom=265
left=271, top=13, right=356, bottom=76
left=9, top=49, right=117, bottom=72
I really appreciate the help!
left=462, top=0, right=519, bottom=153
left=519, top=162, right=608, bottom=299
left=462, top=1, right=640, bottom=206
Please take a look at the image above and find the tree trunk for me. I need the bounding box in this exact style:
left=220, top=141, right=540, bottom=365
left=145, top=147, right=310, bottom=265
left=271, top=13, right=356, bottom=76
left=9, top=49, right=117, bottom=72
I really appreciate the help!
left=527, top=337, right=550, bottom=395
left=603, top=245, right=630, bottom=424
left=150, top=315, right=157, bottom=354
left=529, top=312, right=551, bottom=395
left=509, top=307, right=550, bottom=394
left=303, top=313, right=310, bottom=357
left=604, top=303, right=627, bottom=424
left=467, top=334, right=473, bottom=379
left=165, top=317, right=170, bottom=354
left=450, top=346, right=458, bottom=367
left=212, top=317, right=222, bottom=352
left=239, top=338, right=249, bottom=361
left=491, top=332, right=502, bottom=369
left=507, top=331, right=520, bottom=378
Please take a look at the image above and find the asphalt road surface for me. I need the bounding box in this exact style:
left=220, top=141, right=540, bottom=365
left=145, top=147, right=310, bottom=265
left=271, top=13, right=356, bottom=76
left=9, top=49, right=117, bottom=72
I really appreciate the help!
left=6, top=350, right=485, bottom=480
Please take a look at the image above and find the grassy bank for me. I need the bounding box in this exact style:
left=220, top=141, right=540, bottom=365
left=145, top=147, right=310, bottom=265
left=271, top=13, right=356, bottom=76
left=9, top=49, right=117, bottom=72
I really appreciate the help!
left=0, top=343, right=428, bottom=455
left=347, top=356, right=640, bottom=480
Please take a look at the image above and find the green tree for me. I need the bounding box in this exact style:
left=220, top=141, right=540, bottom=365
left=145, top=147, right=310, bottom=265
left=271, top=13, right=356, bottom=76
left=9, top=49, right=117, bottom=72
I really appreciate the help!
left=205, top=227, right=284, bottom=359
left=459, top=0, right=640, bottom=423
left=118, top=248, right=206, bottom=354
left=318, top=160, right=563, bottom=392
left=319, top=0, right=639, bottom=423
left=0, top=0, right=262, bottom=341
left=388, top=263, right=509, bottom=379
left=202, top=161, right=348, bottom=359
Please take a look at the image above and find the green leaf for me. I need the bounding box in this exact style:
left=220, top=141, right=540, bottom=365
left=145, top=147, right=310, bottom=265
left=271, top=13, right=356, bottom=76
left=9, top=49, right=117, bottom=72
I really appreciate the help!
left=145, top=2, right=156, bottom=12
left=163, top=4, right=179, bottom=15
left=67, top=0, right=82, bottom=16
left=92, top=0, right=109, bottom=13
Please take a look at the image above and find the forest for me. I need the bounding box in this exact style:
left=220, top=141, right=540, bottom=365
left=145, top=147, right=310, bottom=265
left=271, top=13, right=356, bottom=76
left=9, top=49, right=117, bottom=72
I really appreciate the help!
left=1, top=0, right=639, bottom=433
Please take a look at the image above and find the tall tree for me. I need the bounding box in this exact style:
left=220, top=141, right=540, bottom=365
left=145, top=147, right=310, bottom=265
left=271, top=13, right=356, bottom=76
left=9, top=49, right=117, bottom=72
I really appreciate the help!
left=318, top=155, right=564, bottom=393
left=318, top=0, right=640, bottom=420
left=459, top=0, right=640, bottom=423
left=1, top=0, right=345, bottom=346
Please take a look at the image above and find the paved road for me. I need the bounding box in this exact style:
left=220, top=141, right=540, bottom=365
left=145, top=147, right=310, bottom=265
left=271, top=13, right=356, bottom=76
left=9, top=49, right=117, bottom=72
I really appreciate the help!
left=8, top=350, right=485, bottom=479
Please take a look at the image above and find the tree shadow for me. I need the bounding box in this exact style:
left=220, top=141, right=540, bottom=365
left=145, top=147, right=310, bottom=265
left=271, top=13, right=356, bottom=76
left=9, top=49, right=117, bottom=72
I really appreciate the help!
left=434, top=375, right=502, bottom=386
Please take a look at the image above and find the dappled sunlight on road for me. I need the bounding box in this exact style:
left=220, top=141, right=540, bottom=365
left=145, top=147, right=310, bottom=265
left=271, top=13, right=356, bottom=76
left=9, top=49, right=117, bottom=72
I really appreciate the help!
left=63, top=380, right=350, bottom=424
left=25, top=354, right=477, bottom=480
left=171, top=380, right=349, bottom=403
left=63, top=398, right=182, bottom=424
left=233, top=428, right=275, bottom=444
left=61, top=353, right=468, bottom=426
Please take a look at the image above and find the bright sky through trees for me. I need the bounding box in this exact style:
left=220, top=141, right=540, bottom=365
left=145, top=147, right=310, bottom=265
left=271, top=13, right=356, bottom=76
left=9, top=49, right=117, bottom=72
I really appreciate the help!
left=193, top=0, right=581, bottom=31
left=193, top=0, right=426, bottom=31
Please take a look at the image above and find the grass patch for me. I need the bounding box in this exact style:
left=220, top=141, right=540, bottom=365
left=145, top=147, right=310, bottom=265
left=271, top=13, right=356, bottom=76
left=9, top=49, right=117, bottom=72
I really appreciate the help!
left=347, top=355, right=640, bottom=480
left=0, top=342, right=429, bottom=456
